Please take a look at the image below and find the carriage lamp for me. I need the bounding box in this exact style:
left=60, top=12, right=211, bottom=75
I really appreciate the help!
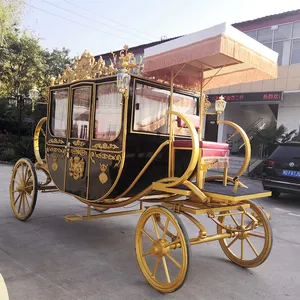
left=29, top=86, right=40, bottom=112
left=215, top=95, right=227, bottom=116
left=117, top=68, right=131, bottom=95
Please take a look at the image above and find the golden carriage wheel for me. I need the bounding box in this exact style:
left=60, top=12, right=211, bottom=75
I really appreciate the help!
left=217, top=200, right=273, bottom=268
left=135, top=205, right=191, bottom=293
left=34, top=117, right=47, bottom=166
left=9, top=158, right=38, bottom=221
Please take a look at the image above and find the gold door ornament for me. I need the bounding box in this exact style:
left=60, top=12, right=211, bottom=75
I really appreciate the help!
left=69, top=156, right=85, bottom=180
left=52, top=155, right=58, bottom=171
left=99, top=164, right=109, bottom=184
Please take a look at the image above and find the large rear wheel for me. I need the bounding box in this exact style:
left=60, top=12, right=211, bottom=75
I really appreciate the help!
left=9, top=158, right=38, bottom=221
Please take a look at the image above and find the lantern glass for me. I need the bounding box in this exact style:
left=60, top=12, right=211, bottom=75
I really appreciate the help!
left=29, top=86, right=39, bottom=102
left=8, top=96, right=17, bottom=106
left=215, top=96, right=226, bottom=114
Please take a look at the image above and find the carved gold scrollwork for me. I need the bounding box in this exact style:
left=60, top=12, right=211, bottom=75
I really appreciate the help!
left=69, top=156, right=85, bottom=180
left=52, top=155, right=58, bottom=171
left=71, top=149, right=88, bottom=156
left=53, top=45, right=144, bottom=85
left=92, top=143, right=119, bottom=150
left=90, top=151, right=121, bottom=168
left=46, top=147, right=66, bottom=155
left=72, top=140, right=85, bottom=147
left=48, top=138, right=64, bottom=144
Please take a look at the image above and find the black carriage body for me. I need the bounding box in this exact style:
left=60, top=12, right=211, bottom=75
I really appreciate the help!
left=46, top=75, right=198, bottom=201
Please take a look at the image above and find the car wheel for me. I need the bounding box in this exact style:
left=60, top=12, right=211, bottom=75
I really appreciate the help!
left=271, top=190, right=281, bottom=198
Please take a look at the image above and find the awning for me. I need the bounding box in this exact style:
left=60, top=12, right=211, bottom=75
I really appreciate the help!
left=142, top=23, right=278, bottom=91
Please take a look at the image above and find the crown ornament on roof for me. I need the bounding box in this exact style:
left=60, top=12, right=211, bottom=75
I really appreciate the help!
left=51, top=45, right=144, bottom=85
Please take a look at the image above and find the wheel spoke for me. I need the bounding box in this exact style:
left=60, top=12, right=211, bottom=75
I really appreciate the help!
left=162, top=257, right=171, bottom=283
left=151, top=215, right=161, bottom=239
left=226, top=236, right=238, bottom=249
left=25, top=172, right=32, bottom=185
left=13, top=178, right=21, bottom=186
left=152, top=256, right=160, bottom=277
left=245, top=220, right=255, bottom=230
left=17, top=194, right=23, bottom=213
left=241, top=212, right=245, bottom=227
left=25, top=190, right=33, bottom=199
left=16, top=170, right=23, bottom=185
left=166, top=253, right=181, bottom=269
left=24, top=165, right=29, bottom=183
left=24, top=195, right=31, bottom=209
left=13, top=194, right=21, bottom=205
left=230, top=214, right=239, bottom=227
left=162, top=218, right=170, bottom=240
left=248, top=232, right=265, bottom=239
left=246, top=237, right=259, bottom=257
left=22, top=194, right=26, bottom=216
left=40, top=128, right=46, bottom=137
left=141, top=229, right=155, bottom=243
left=241, top=239, right=244, bottom=260
left=142, top=251, right=151, bottom=257
left=22, top=164, right=25, bottom=182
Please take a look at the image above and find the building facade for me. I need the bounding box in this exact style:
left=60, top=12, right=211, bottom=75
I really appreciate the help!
left=96, top=10, right=300, bottom=156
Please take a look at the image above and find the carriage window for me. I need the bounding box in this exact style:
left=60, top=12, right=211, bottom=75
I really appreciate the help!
left=71, top=86, right=91, bottom=139
left=173, top=92, right=197, bottom=136
left=134, top=83, right=170, bottom=134
left=94, top=83, right=122, bottom=141
left=50, top=89, right=68, bottom=137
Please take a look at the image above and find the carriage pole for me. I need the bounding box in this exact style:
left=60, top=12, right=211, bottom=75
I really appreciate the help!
left=168, top=69, right=174, bottom=178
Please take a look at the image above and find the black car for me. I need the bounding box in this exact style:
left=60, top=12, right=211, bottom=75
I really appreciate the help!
left=262, top=142, right=300, bottom=198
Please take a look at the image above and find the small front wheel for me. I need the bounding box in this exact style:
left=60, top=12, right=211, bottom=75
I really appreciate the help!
left=217, top=200, right=273, bottom=268
left=135, top=205, right=191, bottom=293
left=9, top=158, right=38, bottom=221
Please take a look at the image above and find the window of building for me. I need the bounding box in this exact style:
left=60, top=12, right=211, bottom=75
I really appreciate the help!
left=291, top=39, right=300, bottom=64
left=274, top=23, right=292, bottom=40
left=245, top=30, right=257, bottom=39
left=292, top=21, right=300, bottom=38
left=50, top=89, right=68, bottom=137
left=258, top=27, right=273, bottom=43
left=94, top=83, right=122, bottom=141
left=273, top=40, right=291, bottom=65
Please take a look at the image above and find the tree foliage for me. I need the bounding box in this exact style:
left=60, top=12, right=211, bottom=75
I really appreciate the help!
left=0, top=0, right=24, bottom=45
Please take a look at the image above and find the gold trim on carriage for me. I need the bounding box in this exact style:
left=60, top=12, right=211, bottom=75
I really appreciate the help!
left=9, top=22, right=277, bottom=293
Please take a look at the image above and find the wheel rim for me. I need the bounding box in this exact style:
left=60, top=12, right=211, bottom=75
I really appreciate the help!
left=135, top=206, right=190, bottom=293
left=10, top=159, right=37, bottom=221
left=34, top=117, right=47, bottom=165
left=217, top=201, right=272, bottom=268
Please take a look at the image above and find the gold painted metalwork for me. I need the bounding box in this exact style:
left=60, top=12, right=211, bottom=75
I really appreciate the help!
left=46, top=147, right=66, bottom=155
left=135, top=206, right=190, bottom=293
left=90, top=151, right=121, bottom=168
left=34, top=117, right=47, bottom=165
left=72, top=140, right=86, bottom=147
left=52, top=155, right=58, bottom=171
left=71, top=148, right=88, bottom=156
left=99, top=164, right=108, bottom=184
left=9, top=158, right=38, bottom=221
left=48, top=138, right=64, bottom=144
left=69, top=156, right=85, bottom=180
left=92, top=143, right=119, bottom=150
left=53, top=45, right=144, bottom=86
left=204, top=95, right=211, bottom=112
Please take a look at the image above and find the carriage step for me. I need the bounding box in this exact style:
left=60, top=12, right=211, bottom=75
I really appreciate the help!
left=64, top=214, right=83, bottom=222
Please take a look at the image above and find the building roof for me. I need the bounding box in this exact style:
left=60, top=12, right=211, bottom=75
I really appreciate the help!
left=233, top=9, right=300, bottom=31
left=95, top=36, right=183, bottom=59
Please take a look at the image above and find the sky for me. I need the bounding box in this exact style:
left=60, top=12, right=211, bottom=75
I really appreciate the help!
left=21, top=0, right=300, bottom=58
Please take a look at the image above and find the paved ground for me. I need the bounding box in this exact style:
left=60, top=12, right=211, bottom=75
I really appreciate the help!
left=0, top=163, right=299, bottom=300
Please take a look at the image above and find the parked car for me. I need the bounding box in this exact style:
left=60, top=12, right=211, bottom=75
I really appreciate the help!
left=262, top=142, right=300, bottom=198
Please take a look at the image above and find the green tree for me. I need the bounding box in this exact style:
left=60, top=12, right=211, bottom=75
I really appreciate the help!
left=0, top=0, right=24, bottom=45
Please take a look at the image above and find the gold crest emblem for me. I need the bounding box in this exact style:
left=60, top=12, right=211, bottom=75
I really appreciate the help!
left=52, top=155, right=58, bottom=171
left=69, top=156, right=85, bottom=180
left=99, top=164, right=108, bottom=184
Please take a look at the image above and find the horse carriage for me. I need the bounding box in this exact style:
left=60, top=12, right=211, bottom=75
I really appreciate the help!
left=9, top=23, right=278, bottom=293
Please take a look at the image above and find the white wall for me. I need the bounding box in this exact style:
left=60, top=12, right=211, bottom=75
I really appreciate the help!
left=277, top=93, right=300, bottom=132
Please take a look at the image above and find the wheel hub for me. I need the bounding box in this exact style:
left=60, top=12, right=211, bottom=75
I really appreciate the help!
left=150, top=239, right=169, bottom=257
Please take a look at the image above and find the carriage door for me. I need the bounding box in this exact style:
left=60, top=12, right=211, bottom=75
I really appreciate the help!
left=65, top=84, right=93, bottom=199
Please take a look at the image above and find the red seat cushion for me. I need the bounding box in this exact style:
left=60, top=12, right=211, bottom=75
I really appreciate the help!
left=177, top=114, right=201, bottom=130
left=174, top=140, right=229, bottom=158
